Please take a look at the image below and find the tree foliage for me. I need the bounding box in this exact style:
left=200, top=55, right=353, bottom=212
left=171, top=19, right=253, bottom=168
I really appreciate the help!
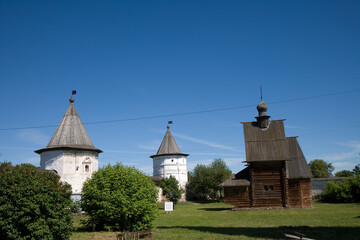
left=308, top=159, right=334, bottom=178
left=322, top=176, right=360, bottom=203
left=81, top=163, right=158, bottom=231
left=0, top=163, right=73, bottom=240
left=353, top=164, right=360, bottom=176
left=189, top=158, right=232, bottom=200
left=159, top=176, right=183, bottom=204
left=335, top=170, right=354, bottom=177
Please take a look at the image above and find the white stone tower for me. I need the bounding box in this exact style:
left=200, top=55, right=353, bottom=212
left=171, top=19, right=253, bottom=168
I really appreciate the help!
left=35, top=94, right=102, bottom=200
left=150, top=124, right=188, bottom=190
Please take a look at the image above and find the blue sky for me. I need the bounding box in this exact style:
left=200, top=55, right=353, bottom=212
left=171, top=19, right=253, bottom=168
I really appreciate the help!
left=0, top=0, right=359, bottom=175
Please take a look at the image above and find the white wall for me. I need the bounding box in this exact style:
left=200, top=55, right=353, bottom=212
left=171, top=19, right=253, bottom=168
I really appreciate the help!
left=153, top=154, right=188, bottom=189
left=40, top=149, right=99, bottom=194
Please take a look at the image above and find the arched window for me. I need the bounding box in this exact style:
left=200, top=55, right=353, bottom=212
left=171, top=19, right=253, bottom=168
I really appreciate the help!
left=85, top=165, right=90, bottom=172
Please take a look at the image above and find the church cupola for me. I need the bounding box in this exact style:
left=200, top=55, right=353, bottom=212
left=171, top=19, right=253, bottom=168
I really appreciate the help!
left=255, top=92, right=270, bottom=129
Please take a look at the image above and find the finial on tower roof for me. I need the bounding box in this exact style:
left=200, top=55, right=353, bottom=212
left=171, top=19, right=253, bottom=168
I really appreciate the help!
left=69, top=90, right=76, bottom=104
left=167, top=121, right=173, bottom=129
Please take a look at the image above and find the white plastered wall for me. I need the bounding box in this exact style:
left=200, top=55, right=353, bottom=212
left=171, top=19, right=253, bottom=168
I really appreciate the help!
left=40, top=149, right=99, bottom=194
left=153, top=154, right=188, bottom=189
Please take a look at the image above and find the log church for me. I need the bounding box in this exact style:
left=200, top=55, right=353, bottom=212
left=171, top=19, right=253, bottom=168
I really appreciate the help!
left=221, top=96, right=312, bottom=209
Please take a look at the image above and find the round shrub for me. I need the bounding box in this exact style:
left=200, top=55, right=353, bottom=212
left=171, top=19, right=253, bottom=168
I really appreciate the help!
left=0, top=163, right=73, bottom=240
left=81, top=163, right=158, bottom=231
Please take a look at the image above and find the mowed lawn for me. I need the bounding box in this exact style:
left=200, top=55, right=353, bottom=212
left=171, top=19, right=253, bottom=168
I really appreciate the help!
left=71, top=201, right=360, bottom=240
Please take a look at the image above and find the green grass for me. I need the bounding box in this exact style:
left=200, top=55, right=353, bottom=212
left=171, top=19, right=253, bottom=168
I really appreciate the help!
left=71, top=201, right=360, bottom=240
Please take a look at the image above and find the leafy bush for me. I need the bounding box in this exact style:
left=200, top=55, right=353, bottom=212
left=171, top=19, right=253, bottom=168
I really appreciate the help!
left=335, top=170, right=354, bottom=177
left=322, top=175, right=360, bottom=203
left=0, top=163, right=73, bottom=240
left=189, top=158, right=232, bottom=201
left=81, top=163, right=158, bottom=231
left=70, top=200, right=82, bottom=213
left=159, top=176, right=184, bottom=204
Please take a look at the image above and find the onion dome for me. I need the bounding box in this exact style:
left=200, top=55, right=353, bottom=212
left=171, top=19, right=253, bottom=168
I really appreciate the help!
left=257, top=97, right=268, bottom=116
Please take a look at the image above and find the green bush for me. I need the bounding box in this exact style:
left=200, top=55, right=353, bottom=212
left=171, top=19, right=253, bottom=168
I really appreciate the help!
left=81, top=163, right=158, bottom=231
left=0, top=163, right=73, bottom=240
left=189, top=158, right=232, bottom=201
left=322, top=175, right=360, bottom=203
left=159, top=176, right=184, bottom=204
left=335, top=170, right=354, bottom=177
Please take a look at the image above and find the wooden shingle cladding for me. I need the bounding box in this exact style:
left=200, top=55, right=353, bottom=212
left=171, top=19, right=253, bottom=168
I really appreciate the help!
left=286, top=137, right=312, bottom=179
left=242, top=120, right=290, bottom=162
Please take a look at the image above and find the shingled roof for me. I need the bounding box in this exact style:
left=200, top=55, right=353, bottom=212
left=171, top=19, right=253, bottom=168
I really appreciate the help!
left=242, top=120, right=290, bottom=162
left=286, top=137, right=313, bottom=179
left=150, top=126, right=188, bottom=158
left=35, top=97, right=102, bottom=154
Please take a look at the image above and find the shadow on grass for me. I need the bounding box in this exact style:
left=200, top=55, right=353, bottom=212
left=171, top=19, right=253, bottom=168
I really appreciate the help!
left=73, top=225, right=93, bottom=233
left=157, top=226, right=360, bottom=240
left=199, top=207, right=233, bottom=211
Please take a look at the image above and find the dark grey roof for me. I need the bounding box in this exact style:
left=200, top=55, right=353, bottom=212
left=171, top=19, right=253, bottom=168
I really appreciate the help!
left=286, top=137, right=312, bottom=179
left=150, top=127, right=188, bottom=158
left=220, top=178, right=250, bottom=187
left=35, top=100, right=102, bottom=154
left=242, top=120, right=289, bottom=162
left=220, top=168, right=251, bottom=187
left=235, top=167, right=250, bottom=181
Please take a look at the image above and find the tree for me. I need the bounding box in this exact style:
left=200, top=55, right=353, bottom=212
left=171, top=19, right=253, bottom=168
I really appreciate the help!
left=0, top=163, right=73, bottom=240
left=159, top=176, right=183, bottom=204
left=335, top=170, right=354, bottom=177
left=189, top=158, right=232, bottom=200
left=353, top=164, right=360, bottom=176
left=308, top=159, right=334, bottom=178
left=81, top=163, right=158, bottom=231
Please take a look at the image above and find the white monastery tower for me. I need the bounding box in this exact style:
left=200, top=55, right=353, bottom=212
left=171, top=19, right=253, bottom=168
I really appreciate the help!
left=150, top=124, right=188, bottom=190
left=35, top=95, right=102, bottom=200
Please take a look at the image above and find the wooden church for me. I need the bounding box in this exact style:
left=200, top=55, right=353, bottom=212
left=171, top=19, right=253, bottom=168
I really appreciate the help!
left=221, top=96, right=312, bottom=209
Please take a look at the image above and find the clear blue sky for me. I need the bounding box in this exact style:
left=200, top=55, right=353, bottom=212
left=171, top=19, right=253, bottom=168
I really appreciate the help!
left=1, top=0, right=359, bottom=175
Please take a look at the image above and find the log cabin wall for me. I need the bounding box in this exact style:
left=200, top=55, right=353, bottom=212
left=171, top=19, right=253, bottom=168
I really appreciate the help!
left=288, top=179, right=302, bottom=207
left=223, top=186, right=251, bottom=208
left=251, top=161, right=285, bottom=208
left=288, top=179, right=312, bottom=208
left=300, top=179, right=312, bottom=208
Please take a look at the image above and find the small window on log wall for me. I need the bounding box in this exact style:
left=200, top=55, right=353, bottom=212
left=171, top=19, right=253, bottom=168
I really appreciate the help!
left=264, top=185, right=274, bottom=192
left=233, top=189, right=240, bottom=195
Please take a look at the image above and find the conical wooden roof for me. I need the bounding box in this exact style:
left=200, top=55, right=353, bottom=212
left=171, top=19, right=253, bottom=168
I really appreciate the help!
left=35, top=98, right=102, bottom=154
left=150, top=126, right=188, bottom=158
